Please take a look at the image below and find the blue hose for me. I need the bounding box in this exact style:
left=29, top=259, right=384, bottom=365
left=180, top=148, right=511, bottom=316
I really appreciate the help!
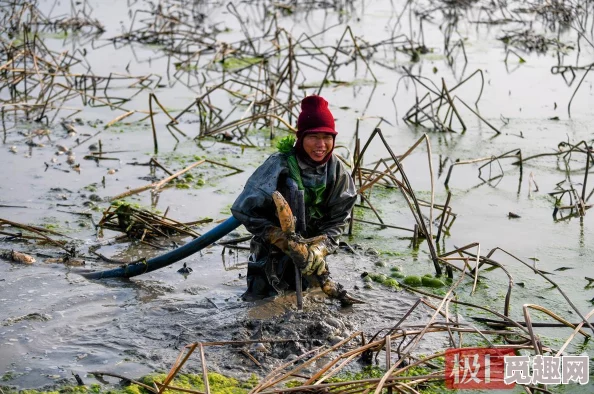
left=81, top=216, right=241, bottom=279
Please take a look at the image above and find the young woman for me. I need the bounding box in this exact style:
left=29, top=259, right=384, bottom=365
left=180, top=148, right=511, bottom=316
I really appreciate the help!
left=231, top=95, right=357, bottom=299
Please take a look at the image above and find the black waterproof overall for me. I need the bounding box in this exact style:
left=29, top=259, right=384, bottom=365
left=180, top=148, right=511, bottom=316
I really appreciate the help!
left=231, top=152, right=357, bottom=298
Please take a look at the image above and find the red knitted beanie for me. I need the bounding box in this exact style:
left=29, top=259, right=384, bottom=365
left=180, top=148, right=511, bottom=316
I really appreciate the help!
left=296, top=95, right=337, bottom=138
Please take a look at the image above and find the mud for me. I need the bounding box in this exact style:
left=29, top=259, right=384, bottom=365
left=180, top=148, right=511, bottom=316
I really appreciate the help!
left=1, top=0, right=594, bottom=391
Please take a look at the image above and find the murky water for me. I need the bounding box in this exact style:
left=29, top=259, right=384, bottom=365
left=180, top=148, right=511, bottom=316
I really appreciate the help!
left=1, top=0, right=594, bottom=391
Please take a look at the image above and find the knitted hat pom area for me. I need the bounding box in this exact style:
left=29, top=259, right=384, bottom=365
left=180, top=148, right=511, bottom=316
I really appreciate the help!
left=295, top=95, right=337, bottom=166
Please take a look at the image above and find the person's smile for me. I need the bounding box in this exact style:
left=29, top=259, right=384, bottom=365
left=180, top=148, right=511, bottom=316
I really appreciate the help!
left=303, top=133, right=334, bottom=162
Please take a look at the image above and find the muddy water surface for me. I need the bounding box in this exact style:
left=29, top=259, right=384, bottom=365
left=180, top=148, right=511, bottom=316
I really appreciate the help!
left=1, top=0, right=594, bottom=390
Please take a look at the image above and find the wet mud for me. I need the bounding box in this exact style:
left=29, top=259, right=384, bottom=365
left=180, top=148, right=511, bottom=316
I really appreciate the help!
left=1, top=0, right=594, bottom=391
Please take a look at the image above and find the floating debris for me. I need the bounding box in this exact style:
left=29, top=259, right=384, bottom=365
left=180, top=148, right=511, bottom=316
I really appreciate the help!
left=98, top=201, right=212, bottom=240
left=2, top=312, right=52, bottom=326
left=0, top=249, right=35, bottom=264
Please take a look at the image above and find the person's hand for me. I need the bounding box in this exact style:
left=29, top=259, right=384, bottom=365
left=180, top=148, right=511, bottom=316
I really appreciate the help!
left=267, top=227, right=310, bottom=267
left=302, top=241, right=328, bottom=276
left=265, top=226, right=289, bottom=252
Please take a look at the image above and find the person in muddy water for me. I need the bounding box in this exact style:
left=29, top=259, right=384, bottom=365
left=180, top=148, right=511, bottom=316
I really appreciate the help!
left=231, top=95, right=357, bottom=300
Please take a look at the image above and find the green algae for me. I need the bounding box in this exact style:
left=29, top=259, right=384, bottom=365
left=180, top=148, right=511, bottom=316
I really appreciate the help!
left=111, top=200, right=143, bottom=210
left=380, top=250, right=408, bottom=257
left=280, top=365, right=445, bottom=394
left=403, top=275, right=423, bottom=287
left=10, top=373, right=259, bottom=394
left=140, top=372, right=256, bottom=394
left=369, top=273, right=387, bottom=283
left=221, top=56, right=263, bottom=70
left=2, top=372, right=17, bottom=381
left=390, top=271, right=405, bottom=279
left=383, top=278, right=400, bottom=289
left=328, top=365, right=385, bottom=382
left=110, top=200, right=162, bottom=215
left=284, top=366, right=385, bottom=388
left=421, top=276, right=445, bottom=288
left=367, top=273, right=400, bottom=290
left=83, top=184, right=98, bottom=193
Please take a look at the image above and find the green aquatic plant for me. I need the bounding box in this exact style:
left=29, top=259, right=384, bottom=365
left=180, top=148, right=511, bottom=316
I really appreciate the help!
left=221, top=56, right=263, bottom=70
left=369, top=273, right=388, bottom=283
left=383, top=278, right=400, bottom=289
left=421, top=276, right=445, bottom=288
left=83, top=184, right=98, bottom=192
left=276, top=135, right=295, bottom=153
left=110, top=200, right=143, bottom=210
left=1, top=372, right=16, bottom=381
left=334, top=365, right=385, bottom=381
left=366, top=273, right=400, bottom=290
left=403, top=275, right=423, bottom=287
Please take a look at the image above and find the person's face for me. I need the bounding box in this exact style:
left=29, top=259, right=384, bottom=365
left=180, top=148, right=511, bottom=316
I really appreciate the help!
left=302, top=133, right=334, bottom=162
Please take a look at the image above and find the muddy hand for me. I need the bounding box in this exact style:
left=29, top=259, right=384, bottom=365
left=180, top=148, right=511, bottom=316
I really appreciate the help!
left=272, top=191, right=364, bottom=306
left=271, top=191, right=325, bottom=243
left=272, top=191, right=322, bottom=268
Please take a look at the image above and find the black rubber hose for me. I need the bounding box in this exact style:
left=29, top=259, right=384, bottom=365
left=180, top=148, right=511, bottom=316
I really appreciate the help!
left=81, top=216, right=241, bottom=279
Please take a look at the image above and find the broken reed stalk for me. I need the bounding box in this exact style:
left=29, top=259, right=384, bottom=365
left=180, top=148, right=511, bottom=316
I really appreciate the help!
left=199, top=343, right=210, bottom=394
left=354, top=128, right=441, bottom=275
left=435, top=191, right=451, bottom=243
left=88, top=372, right=154, bottom=392
left=153, top=159, right=205, bottom=192
left=555, top=307, right=594, bottom=356
left=513, top=140, right=591, bottom=166
left=150, top=158, right=173, bottom=176
left=568, top=63, right=593, bottom=117
left=0, top=218, right=70, bottom=252
left=486, top=247, right=594, bottom=335
left=149, top=92, right=159, bottom=154
left=524, top=304, right=589, bottom=340
left=111, top=158, right=227, bottom=201
left=105, top=110, right=135, bottom=128
left=0, top=10, right=158, bottom=126
left=401, top=70, right=486, bottom=133
left=440, top=78, right=466, bottom=132
left=582, top=147, right=591, bottom=202
left=129, top=262, right=579, bottom=394
left=316, top=26, right=377, bottom=96
left=445, top=148, right=521, bottom=187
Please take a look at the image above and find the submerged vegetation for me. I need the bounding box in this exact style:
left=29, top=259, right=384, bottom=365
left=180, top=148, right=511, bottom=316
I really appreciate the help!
left=1, top=0, right=594, bottom=392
